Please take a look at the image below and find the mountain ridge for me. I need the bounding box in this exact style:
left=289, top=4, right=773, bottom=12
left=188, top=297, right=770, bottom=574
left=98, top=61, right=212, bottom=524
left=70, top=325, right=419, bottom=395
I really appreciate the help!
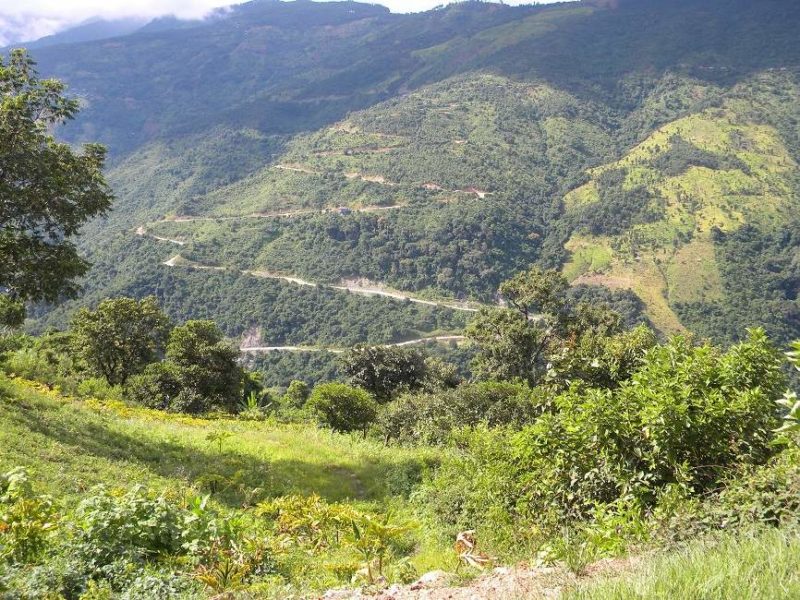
left=14, top=0, right=800, bottom=383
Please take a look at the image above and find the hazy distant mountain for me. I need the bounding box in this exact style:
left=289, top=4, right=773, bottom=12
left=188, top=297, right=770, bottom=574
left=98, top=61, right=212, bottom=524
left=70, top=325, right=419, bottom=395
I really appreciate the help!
left=1, top=17, right=154, bottom=51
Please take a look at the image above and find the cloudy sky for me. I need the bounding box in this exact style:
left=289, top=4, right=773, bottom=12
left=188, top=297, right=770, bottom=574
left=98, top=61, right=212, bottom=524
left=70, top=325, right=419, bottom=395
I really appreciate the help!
left=0, top=0, right=561, bottom=46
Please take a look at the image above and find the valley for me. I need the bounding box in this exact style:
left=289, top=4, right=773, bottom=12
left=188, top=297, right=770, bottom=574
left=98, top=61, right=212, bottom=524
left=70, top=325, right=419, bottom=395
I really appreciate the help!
left=2, top=1, right=800, bottom=597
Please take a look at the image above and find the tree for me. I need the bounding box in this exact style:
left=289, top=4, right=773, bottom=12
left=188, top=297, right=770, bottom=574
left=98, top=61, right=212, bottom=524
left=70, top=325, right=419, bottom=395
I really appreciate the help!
left=467, top=268, right=631, bottom=386
left=71, top=296, right=171, bottom=386
left=0, top=50, right=113, bottom=326
left=306, top=383, right=378, bottom=436
left=498, top=267, right=570, bottom=322
left=775, top=341, right=800, bottom=437
left=165, top=320, right=246, bottom=412
left=342, top=345, right=428, bottom=403
left=126, top=362, right=182, bottom=411
left=466, top=309, right=548, bottom=384
left=547, top=324, right=657, bottom=390
left=282, top=380, right=310, bottom=409
left=125, top=320, right=249, bottom=414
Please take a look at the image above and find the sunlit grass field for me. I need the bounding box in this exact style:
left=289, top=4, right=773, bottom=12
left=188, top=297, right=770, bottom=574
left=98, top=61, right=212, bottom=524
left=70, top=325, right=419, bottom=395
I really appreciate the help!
left=0, top=375, right=453, bottom=581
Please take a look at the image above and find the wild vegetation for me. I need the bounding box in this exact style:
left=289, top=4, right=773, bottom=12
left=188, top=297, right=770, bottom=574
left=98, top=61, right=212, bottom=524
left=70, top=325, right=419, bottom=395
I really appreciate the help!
left=3, top=266, right=800, bottom=596
left=14, top=0, right=797, bottom=381
left=2, top=0, right=800, bottom=597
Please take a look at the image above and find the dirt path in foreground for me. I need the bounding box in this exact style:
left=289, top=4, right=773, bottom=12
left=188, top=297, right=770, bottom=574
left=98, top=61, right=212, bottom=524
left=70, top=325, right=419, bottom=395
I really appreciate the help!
left=322, top=557, right=639, bottom=600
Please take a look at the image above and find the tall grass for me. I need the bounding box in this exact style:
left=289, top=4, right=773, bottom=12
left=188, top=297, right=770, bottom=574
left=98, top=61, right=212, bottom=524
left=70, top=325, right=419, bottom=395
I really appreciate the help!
left=567, top=528, right=800, bottom=599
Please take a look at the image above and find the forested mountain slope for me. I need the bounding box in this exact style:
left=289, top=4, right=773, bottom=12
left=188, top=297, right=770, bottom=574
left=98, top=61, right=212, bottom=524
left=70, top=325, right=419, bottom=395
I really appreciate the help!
left=20, top=0, right=800, bottom=381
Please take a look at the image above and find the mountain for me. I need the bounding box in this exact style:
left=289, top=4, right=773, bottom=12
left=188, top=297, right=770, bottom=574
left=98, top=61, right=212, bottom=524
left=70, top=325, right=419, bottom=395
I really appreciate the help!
left=1, top=17, right=151, bottom=51
left=14, top=0, right=800, bottom=384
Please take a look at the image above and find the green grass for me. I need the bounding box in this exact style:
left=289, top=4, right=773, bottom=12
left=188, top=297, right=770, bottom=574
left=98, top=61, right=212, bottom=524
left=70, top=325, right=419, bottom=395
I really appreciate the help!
left=0, top=376, right=442, bottom=505
left=566, top=529, right=800, bottom=600
left=0, top=375, right=453, bottom=566
left=0, top=375, right=465, bottom=594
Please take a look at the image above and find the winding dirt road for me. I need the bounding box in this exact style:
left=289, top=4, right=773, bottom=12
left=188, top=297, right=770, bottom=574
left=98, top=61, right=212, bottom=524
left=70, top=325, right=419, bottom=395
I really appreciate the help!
left=239, top=335, right=466, bottom=354
left=159, top=254, right=485, bottom=313
left=143, top=203, right=412, bottom=226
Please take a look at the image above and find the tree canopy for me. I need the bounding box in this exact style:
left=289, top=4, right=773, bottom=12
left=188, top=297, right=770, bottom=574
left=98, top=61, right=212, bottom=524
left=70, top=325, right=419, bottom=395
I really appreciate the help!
left=467, top=268, right=630, bottom=386
left=0, top=50, right=112, bottom=326
left=70, top=296, right=171, bottom=385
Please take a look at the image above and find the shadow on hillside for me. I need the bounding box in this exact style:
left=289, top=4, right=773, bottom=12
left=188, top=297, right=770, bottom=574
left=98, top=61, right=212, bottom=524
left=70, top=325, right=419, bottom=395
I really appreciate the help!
left=7, top=399, right=398, bottom=508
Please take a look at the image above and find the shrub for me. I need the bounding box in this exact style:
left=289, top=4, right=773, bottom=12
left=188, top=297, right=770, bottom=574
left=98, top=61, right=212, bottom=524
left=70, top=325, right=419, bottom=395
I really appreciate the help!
left=2, top=332, right=79, bottom=390
left=775, top=341, right=800, bottom=438
left=658, top=446, right=800, bottom=541
left=341, top=345, right=428, bottom=402
left=282, top=380, right=310, bottom=409
left=380, top=381, right=548, bottom=445
left=0, top=468, right=57, bottom=565
left=75, top=377, right=124, bottom=402
left=306, top=383, right=378, bottom=435
left=126, top=321, right=249, bottom=414
left=421, top=330, right=787, bottom=548
left=126, top=362, right=182, bottom=411
left=72, top=486, right=194, bottom=570
left=257, top=495, right=414, bottom=584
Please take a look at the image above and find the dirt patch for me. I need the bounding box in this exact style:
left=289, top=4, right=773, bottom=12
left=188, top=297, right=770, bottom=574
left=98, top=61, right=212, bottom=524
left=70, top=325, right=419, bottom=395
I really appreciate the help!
left=240, top=326, right=263, bottom=349
left=344, top=172, right=398, bottom=186
left=323, top=556, right=642, bottom=600
left=274, top=164, right=321, bottom=175
left=572, top=273, right=636, bottom=290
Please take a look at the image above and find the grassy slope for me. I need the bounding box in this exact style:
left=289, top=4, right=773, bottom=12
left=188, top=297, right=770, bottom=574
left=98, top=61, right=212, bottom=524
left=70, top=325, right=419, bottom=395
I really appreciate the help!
left=562, top=74, right=799, bottom=334
left=13, top=375, right=800, bottom=599
left=176, top=73, right=613, bottom=218
left=567, top=528, right=800, bottom=599
left=0, top=377, right=433, bottom=504
left=0, top=375, right=452, bottom=576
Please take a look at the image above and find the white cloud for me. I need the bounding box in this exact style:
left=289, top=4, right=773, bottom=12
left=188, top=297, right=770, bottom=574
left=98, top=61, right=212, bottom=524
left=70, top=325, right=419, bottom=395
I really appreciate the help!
left=0, top=0, right=561, bottom=46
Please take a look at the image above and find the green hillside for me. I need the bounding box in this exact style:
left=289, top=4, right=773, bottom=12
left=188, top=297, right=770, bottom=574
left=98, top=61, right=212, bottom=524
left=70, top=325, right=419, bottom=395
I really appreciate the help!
left=0, top=375, right=452, bottom=595
left=5, top=2, right=800, bottom=597
left=19, top=0, right=800, bottom=383
left=564, top=73, right=800, bottom=334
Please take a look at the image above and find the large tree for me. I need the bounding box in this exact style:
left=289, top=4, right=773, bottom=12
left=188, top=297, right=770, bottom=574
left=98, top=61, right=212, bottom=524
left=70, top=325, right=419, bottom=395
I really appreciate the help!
left=0, top=50, right=112, bottom=326
left=71, top=296, right=172, bottom=385
left=165, top=320, right=246, bottom=412
left=341, top=344, right=428, bottom=403
left=466, top=268, right=636, bottom=386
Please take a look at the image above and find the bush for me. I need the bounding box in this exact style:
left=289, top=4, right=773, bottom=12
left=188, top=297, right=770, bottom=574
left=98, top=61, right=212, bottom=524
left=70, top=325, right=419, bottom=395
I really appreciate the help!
left=658, top=446, right=800, bottom=541
left=0, top=470, right=269, bottom=596
left=0, top=468, right=57, bottom=565
left=73, top=486, right=196, bottom=570
left=1, top=332, right=79, bottom=390
left=421, top=330, right=787, bottom=547
left=306, top=383, right=378, bottom=435
left=282, top=380, right=310, bottom=409
left=126, top=362, right=182, bottom=411
left=380, top=381, right=548, bottom=445
left=341, top=345, right=428, bottom=402
left=75, top=377, right=124, bottom=402
left=126, top=321, right=249, bottom=414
